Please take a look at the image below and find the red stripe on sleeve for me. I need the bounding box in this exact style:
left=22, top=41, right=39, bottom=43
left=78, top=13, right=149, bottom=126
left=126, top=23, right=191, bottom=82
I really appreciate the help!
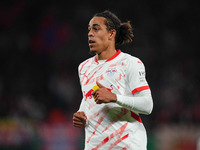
left=132, top=86, right=150, bottom=95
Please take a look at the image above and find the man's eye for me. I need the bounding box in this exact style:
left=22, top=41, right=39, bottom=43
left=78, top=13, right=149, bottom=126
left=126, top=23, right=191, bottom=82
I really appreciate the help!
left=94, top=28, right=99, bottom=31
left=88, top=27, right=99, bottom=32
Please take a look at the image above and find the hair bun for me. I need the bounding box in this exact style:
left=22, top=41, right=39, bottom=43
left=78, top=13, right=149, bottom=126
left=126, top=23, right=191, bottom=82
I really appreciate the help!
left=94, top=10, right=134, bottom=45
left=116, top=21, right=134, bottom=45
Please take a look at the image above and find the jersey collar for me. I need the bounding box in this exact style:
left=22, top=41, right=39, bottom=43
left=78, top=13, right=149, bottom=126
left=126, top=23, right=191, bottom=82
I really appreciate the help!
left=94, top=49, right=121, bottom=64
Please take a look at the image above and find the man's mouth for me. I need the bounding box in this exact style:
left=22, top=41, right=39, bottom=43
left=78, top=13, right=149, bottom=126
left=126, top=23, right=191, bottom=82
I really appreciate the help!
left=88, top=40, right=95, bottom=45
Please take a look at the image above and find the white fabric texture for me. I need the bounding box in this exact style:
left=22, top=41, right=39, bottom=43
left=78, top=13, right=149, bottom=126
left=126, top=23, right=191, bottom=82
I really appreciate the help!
left=77, top=50, right=153, bottom=150
left=116, top=89, right=153, bottom=115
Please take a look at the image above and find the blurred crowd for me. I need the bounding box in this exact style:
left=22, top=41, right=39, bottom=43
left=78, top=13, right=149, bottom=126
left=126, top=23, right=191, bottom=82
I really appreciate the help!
left=0, top=0, right=199, bottom=149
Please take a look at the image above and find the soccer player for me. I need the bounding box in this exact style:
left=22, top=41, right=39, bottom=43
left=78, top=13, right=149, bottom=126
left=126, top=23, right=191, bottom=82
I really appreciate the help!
left=73, top=10, right=153, bottom=150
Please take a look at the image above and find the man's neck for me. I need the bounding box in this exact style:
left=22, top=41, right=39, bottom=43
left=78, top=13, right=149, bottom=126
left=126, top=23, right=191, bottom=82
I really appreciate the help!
left=96, top=48, right=116, bottom=60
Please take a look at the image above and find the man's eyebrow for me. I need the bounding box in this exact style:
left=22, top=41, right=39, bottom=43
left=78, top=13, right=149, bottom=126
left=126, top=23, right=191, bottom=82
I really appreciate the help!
left=88, top=24, right=100, bottom=27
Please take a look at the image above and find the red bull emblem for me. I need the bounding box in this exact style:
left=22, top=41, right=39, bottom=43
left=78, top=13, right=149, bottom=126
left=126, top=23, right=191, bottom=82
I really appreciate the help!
left=84, top=89, right=94, bottom=101
left=106, top=85, right=113, bottom=92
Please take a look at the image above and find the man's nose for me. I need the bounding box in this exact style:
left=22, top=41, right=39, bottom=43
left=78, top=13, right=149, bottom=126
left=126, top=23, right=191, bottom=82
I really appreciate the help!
left=88, top=30, right=93, bottom=37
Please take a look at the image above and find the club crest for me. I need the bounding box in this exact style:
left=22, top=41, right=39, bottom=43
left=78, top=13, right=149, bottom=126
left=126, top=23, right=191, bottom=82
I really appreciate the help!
left=106, top=67, right=117, bottom=76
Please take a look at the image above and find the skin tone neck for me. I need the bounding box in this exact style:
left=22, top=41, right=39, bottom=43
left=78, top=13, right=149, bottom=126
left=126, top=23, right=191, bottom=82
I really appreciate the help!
left=88, top=17, right=117, bottom=60
left=96, top=45, right=116, bottom=60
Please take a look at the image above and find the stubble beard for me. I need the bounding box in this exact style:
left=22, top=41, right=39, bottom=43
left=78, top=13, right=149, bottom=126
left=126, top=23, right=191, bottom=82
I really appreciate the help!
left=89, top=47, right=98, bottom=55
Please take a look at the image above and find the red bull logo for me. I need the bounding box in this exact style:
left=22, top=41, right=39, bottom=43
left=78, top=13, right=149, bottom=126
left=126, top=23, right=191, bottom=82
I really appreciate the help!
left=84, top=89, right=94, bottom=101
left=107, top=85, right=113, bottom=92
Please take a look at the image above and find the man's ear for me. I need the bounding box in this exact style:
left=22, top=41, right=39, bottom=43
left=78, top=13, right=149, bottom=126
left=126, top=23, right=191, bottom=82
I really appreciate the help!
left=109, top=29, right=116, bottom=40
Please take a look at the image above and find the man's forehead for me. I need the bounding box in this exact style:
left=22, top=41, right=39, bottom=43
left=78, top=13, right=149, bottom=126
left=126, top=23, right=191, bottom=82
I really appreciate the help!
left=88, top=17, right=106, bottom=27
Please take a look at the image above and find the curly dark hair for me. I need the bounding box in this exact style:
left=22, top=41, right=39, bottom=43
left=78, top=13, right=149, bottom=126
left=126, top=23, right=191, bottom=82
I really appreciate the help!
left=94, top=10, right=134, bottom=45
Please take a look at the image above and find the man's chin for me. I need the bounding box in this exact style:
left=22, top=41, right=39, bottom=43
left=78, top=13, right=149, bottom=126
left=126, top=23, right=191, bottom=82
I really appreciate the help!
left=89, top=48, right=97, bottom=55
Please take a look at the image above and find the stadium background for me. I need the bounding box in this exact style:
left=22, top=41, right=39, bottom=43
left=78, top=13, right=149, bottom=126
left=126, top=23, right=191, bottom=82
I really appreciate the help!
left=0, top=0, right=199, bottom=149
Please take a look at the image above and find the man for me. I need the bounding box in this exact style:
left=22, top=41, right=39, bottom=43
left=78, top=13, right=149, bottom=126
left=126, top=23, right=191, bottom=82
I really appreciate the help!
left=73, top=10, right=153, bottom=150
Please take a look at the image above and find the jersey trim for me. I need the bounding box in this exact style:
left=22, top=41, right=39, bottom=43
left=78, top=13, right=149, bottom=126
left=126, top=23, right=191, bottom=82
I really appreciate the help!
left=94, top=56, right=99, bottom=64
left=94, top=49, right=121, bottom=64
left=132, top=86, right=150, bottom=95
left=106, top=49, right=121, bottom=62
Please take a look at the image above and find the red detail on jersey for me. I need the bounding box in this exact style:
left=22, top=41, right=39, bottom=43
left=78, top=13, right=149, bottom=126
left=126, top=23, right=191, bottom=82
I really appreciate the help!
left=131, top=85, right=150, bottom=95
left=121, top=62, right=125, bottom=66
left=88, top=111, right=101, bottom=121
left=89, top=103, right=97, bottom=110
left=102, top=108, right=129, bottom=133
left=94, top=56, right=99, bottom=64
left=79, top=59, right=90, bottom=72
left=130, top=111, right=142, bottom=123
left=84, top=85, right=113, bottom=102
left=87, top=78, right=95, bottom=85
left=87, top=75, right=104, bottom=85
left=87, top=110, right=109, bottom=143
left=106, top=49, right=121, bottom=62
left=122, top=144, right=131, bottom=150
left=84, top=89, right=94, bottom=101
left=109, top=63, right=118, bottom=67
left=81, top=62, right=93, bottom=84
left=109, top=133, right=129, bottom=149
left=107, top=85, right=113, bottom=92
left=137, top=61, right=142, bottom=64
left=96, top=74, right=104, bottom=81
left=106, top=69, right=117, bottom=73
left=84, top=66, right=103, bottom=85
left=115, top=74, right=122, bottom=82
left=92, top=122, right=128, bottom=150
left=87, top=108, right=110, bottom=126
left=94, top=50, right=121, bottom=64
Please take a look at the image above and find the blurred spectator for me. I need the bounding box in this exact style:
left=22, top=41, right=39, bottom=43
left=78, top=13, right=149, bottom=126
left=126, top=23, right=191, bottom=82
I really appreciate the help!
left=38, top=108, right=82, bottom=150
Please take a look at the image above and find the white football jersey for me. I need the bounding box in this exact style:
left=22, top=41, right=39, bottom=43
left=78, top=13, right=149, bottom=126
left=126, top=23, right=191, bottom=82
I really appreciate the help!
left=78, top=50, right=150, bottom=150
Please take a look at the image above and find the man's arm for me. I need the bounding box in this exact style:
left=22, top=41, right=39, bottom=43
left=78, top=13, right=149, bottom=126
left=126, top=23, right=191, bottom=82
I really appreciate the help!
left=116, top=89, right=153, bottom=115
left=92, top=81, right=153, bottom=115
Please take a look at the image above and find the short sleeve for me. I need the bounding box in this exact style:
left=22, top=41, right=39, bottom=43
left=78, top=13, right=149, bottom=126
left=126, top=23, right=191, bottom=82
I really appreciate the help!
left=126, top=57, right=150, bottom=95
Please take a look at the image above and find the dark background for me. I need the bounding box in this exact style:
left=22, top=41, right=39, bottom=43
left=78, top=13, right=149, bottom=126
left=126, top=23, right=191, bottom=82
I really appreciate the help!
left=0, top=0, right=199, bottom=149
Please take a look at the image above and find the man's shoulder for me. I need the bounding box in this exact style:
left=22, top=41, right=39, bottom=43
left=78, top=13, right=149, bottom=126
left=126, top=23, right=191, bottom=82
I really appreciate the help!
left=120, top=51, right=141, bottom=63
left=79, top=57, right=93, bottom=65
left=78, top=56, right=94, bottom=71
